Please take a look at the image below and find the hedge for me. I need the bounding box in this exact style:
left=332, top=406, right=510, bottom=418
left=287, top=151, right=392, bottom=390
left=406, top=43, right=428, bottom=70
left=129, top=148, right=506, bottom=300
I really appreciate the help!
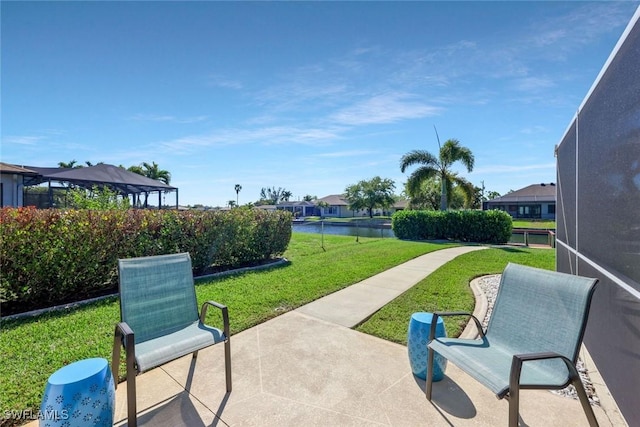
left=392, top=209, right=512, bottom=243
left=0, top=207, right=292, bottom=315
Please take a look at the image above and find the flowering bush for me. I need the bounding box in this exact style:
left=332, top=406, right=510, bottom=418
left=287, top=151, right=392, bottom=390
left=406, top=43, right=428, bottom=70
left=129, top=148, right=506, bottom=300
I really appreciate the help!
left=0, top=207, right=291, bottom=314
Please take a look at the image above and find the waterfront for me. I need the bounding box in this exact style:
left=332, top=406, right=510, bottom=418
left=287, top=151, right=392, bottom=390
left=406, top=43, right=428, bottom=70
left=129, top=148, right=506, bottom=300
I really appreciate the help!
left=292, top=222, right=555, bottom=246
left=292, top=222, right=394, bottom=238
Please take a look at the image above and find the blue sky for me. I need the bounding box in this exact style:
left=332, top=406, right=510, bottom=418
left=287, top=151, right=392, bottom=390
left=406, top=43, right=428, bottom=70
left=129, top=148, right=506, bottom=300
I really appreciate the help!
left=2, top=1, right=638, bottom=207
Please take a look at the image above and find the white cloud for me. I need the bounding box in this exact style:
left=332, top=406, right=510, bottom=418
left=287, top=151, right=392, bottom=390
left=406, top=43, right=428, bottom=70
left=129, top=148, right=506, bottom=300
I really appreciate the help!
left=158, top=125, right=344, bottom=154
left=207, top=75, right=244, bottom=90
left=2, top=135, right=45, bottom=145
left=315, top=150, right=378, bottom=158
left=330, top=92, right=442, bottom=126
left=471, top=163, right=555, bottom=175
left=525, top=2, right=637, bottom=59
left=130, top=114, right=208, bottom=124
left=520, top=125, right=549, bottom=135
left=512, top=76, right=555, bottom=92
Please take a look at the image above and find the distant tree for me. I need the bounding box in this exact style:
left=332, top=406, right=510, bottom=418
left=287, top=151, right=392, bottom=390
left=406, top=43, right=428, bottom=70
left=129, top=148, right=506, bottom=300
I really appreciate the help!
left=400, top=136, right=475, bottom=210
left=303, top=194, right=317, bottom=202
left=126, top=162, right=171, bottom=207
left=344, top=176, right=396, bottom=218
left=58, top=160, right=81, bottom=169
left=281, top=190, right=293, bottom=202
left=234, top=184, right=242, bottom=206
left=58, top=160, right=104, bottom=168
left=471, top=184, right=501, bottom=209
left=126, top=165, right=144, bottom=175
left=142, top=162, right=171, bottom=185
left=84, top=161, right=104, bottom=167
left=403, top=179, right=440, bottom=210
left=259, top=186, right=290, bottom=205
left=228, top=200, right=237, bottom=208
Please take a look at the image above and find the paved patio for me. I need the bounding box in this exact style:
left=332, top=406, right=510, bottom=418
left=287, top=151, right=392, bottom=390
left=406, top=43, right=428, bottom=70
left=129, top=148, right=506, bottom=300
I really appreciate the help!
left=44, top=246, right=626, bottom=426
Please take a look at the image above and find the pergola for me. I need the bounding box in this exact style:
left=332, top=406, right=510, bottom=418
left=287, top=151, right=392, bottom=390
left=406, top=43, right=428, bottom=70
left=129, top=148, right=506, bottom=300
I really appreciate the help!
left=23, top=163, right=178, bottom=209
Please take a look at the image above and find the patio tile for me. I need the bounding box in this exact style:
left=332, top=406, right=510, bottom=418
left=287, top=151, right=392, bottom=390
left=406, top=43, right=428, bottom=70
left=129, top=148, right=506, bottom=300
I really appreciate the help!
left=112, top=366, right=186, bottom=424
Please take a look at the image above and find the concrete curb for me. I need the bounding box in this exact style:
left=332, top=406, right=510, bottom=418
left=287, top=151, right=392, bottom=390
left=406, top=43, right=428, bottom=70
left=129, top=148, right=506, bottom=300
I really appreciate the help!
left=460, top=276, right=489, bottom=339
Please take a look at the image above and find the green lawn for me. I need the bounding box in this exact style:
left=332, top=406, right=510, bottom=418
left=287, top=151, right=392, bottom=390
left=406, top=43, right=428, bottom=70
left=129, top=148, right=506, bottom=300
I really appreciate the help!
left=0, top=233, right=453, bottom=420
left=356, top=246, right=555, bottom=342
left=512, top=219, right=556, bottom=229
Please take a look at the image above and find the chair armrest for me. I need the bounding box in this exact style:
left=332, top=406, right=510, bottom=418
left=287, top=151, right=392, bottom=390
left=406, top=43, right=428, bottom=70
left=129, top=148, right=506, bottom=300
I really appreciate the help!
left=112, top=322, right=135, bottom=387
left=200, top=301, right=230, bottom=340
left=510, top=351, right=575, bottom=393
left=430, top=311, right=485, bottom=341
left=116, top=321, right=134, bottom=339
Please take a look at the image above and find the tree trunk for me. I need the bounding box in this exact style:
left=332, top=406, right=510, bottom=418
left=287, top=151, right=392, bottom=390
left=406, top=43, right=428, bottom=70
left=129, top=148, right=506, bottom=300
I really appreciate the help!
left=440, top=179, right=447, bottom=211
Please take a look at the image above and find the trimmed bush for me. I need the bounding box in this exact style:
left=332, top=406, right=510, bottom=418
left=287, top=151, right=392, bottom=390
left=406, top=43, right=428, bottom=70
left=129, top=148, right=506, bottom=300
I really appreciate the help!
left=392, top=209, right=512, bottom=243
left=0, top=207, right=292, bottom=314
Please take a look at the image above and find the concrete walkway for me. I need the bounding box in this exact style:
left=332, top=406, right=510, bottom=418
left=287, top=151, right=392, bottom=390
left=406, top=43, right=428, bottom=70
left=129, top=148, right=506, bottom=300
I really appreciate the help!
left=89, top=246, right=618, bottom=426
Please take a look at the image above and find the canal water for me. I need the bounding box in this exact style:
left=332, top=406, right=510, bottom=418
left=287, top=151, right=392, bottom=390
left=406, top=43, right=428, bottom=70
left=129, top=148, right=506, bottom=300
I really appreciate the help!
left=292, top=222, right=395, bottom=238
left=292, top=222, right=554, bottom=246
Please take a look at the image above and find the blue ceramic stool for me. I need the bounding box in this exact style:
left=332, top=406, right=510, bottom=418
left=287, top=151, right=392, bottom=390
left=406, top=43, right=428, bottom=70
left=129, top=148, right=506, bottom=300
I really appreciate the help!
left=407, top=312, right=447, bottom=381
left=40, top=358, right=115, bottom=427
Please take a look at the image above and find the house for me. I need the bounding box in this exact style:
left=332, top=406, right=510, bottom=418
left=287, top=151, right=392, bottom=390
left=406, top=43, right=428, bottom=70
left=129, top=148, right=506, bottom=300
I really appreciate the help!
left=274, top=200, right=317, bottom=217
left=0, top=163, right=39, bottom=207
left=483, top=183, right=556, bottom=220
left=255, top=195, right=408, bottom=219
left=317, top=194, right=408, bottom=218
left=316, top=194, right=355, bottom=217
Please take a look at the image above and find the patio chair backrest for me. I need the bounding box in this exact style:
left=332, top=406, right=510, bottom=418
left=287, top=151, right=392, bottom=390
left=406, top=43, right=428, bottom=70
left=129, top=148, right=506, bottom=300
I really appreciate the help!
left=118, top=253, right=199, bottom=345
left=487, top=263, right=598, bottom=363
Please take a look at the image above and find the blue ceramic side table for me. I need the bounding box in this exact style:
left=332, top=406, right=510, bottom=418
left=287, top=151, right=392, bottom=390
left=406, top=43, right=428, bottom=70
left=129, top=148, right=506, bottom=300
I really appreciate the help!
left=40, top=358, right=115, bottom=427
left=407, top=312, right=447, bottom=381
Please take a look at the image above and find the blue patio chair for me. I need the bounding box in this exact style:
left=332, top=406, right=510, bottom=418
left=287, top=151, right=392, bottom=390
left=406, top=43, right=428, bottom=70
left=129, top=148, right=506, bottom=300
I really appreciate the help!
left=426, top=263, right=599, bottom=426
left=111, top=253, right=231, bottom=427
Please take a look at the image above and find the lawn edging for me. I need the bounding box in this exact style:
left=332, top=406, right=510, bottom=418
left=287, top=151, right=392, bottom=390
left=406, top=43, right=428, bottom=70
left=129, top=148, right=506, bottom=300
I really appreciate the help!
left=460, top=276, right=490, bottom=339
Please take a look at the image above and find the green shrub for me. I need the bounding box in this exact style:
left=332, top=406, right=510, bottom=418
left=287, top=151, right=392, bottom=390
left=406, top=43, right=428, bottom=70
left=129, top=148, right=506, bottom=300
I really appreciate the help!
left=0, top=207, right=292, bottom=314
left=392, top=209, right=511, bottom=243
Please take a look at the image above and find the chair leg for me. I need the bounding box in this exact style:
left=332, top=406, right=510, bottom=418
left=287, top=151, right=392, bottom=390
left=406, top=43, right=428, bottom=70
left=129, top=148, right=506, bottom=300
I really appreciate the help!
left=425, top=346, right=434, bottom=400
left=125, top=334, right=137, bottom=427
left=112, top=328, right=122, bottom=387
left=508, top=385, right=520, bottom=427
left=224, top=338, right=232, bottom=392
left=570, top=370, right=599, bottom=427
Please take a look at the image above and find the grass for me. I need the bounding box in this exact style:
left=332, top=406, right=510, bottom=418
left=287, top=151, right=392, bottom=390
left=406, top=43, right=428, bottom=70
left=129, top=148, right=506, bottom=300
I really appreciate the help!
left=0, top=233, right=454, bottom=419
left=512, top=219, right=556, bottom=229
left=356, top=246, right=555, bottom=342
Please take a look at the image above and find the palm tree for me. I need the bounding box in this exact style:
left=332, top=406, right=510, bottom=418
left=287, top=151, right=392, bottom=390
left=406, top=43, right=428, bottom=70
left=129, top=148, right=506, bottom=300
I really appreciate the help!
left=281, top=190, right=293, bottom=202
left=142, top=162, right=171, bottom=185
left=58, top=160, right=81, bottom=169
left=400, top=138, right=475, bottom=210
left=234, top=184, right=242, bottom=206
left=126, top=162, right=171, bottom=208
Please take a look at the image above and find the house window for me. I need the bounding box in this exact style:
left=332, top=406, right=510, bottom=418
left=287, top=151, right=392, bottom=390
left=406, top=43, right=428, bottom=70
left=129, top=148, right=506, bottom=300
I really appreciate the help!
left=518, top=205, right=541, bottom=218
left=548, top=204, right=556, bottom=214
left=327, top=206, right=338, bottom=215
